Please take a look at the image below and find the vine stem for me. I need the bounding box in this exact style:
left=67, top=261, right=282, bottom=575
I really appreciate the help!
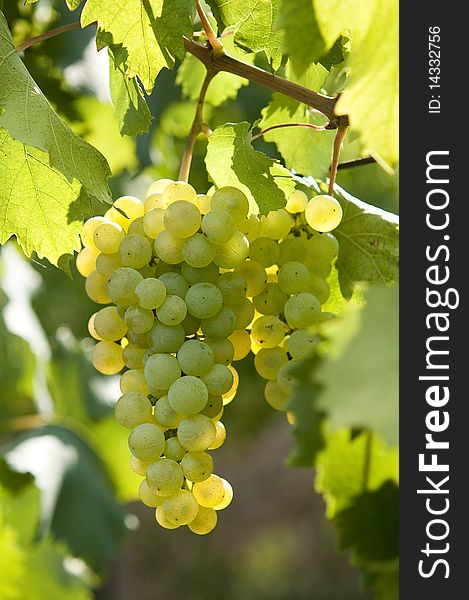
left=328, top=125, right=348, bottom=195
left=15, top=22, right=82, bottom=53
left=196, top=0, right=224, bottom=55
left=252, top=122, right=327, bottom=141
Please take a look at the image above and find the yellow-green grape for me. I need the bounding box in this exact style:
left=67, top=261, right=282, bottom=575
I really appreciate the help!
left=181, top=451, right=213, bottom=482
left=213, top=479, right=233, bottom=510
left=119, top=369, right=149, bottom=395
left=181, top=262, right=219, bottom=285
left=192, top=474, right=226, bottom=508
left=177, top=340, right=214, bottom=376
left=185, top=283, right=223, bottom=319
left=195, top=193, right=212, bottom=214
left=278, top=237, right=307, bottom=266
left=106, top=196, right=144, bottom=231
left=182, top=234, right=217, bottom=268
left=115, top=391, right=152, bottom=428
left=93, top=222, right=125, bottom=254
left=119, top=234, right=152, bottom=269
left=306, top=232, right=339, bottom=263
left=168, top=376, right=208, bottom=415
left=93, top=306, right=127, bottom=341
left=249, top=237, right=280, bottom=267
left=155, top=505, right=180, bottom=529
left=154, top=396, right=183, bottom=428
left=162, top=181, right=198, bottom=206
left=128, top=423, right=165, bottom=462
left=144, top=193, right=165, bottom=213
left=285, top=189, right=308, bottom=214
left=128, top=217, right=146, bottom=237
left=135, top=278, right=166, bottom=310
left=148, top=322, right=185, bottom=353
left=144, top=353, right=181, bottom=390
left=201, top=307, right=236, bottom=340
left=85, top=271, right=111, bottom=304
left=164, top=437, right=186, bottom=462
left=127, top=330, right=149, bottom=348
left=277, top=360, right=300, bottom=396
left=82, top=216, right=107, bottom=248
left=216, top=272, right=247, bottom=306
left=123, top=344, right=145, bottom=369
left=261, top=209, right=293, bottom=240
left=284, top=293, right=321, bottom=329
left=92, top=341, right=124, bottom=374
left=177, top=414, right=217, bottom=451
left=228, top=329, right=251, bottom=361
left=305, top=194, right=343, bottom=232
left=201, top=209, right=235, bottom=245
left=265, top=380, right=290, bottom=411
left=213, top=230, right=249, bottom=269
left=204, top=338, right=234, bottom=366
left=234, top=260, right=267, bottom=297
left=130, top=454, right=150, bottom=477
left=200, top=395, right=223, bottom=419
left=107, top=267, right=143, bottom=306
left=188, top=506, right=217, bottom=535
left=254, top=347, right=289, bottom=380
left=253, top=283, right=288, bottom=316
left=307, top=273, right=330, bottom=305
left=154, top=230, right=184, bottom=264
left=180, top=312, right=201, bottom=337
left=95, top=252, right=122, bottom=277
left=158, top=273, right=188, bottom=299
left=305, top=255, right=331, bottom=279
left=251, top=316, right=285, bottom=349
left=124, top=305, right=154, bottom=334
left=76, top=246, right=99, bottom=277
left=88, top=314, right=102, bottom=340
left=278, top=261, right=311, bottom=295
left=139, top=479, right=164, bottom=508
left=222, top=366, right=239, bottom=405
left=163, top=489, right=199, bottom=525
left=143, top=207, right=165, bottom=238
left=201, top=364, right=234, bottom=396
left=210, top=187, right=249, bottom=224
left=287, top=330, right=319, bottom=360
left=146, top=458, right=184, bottom=496
left=231, top=298, right=254, bottom=329
left=156, top=295, right=187, bottom=326
left=146, top=178, right=174, bottom=197
left=163, top=200, right=201, bottom=238
left=208, top=421, right=226, bottom=450
left=238, top=214, right=262, bottom=242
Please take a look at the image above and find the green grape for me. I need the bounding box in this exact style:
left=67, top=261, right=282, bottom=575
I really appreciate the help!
left=146, top=178, right=174, bottom=197
left=94, top=222, right=126, bottom=254
left=76, top=246, right=98, bottom=277
left=181, top=313, right=201, bottom=336
left=278, top=237, right=306, bottom=265
left=199, top=395, right=223, bottom=419
left=264, top=380, right=289, bottom=411
left=213, top=479, right=233, bottom=510
left=201, top=209, right=235, bottom=245
left=124, top=305, right=154, bottom=334
left=149, top=387, right=168, bottom=400
left=143, top=207, right=165, bottom=238
left=154, top=395, right=183, bottom=428
left=148, top=322, right=185, bottom=354
left=144, top=353, right=181, bottom=390
left=204, top=338, right=234, bottom=366
left=130, top=454, right=150, bottom=477
left=95, top=252, right=122, bottom=277
left=284, top=293, right=321, bottom=328
left=188, top=506, right=217, bottom=535
left=119, top=369, right=149, bottom=395
left=261, top=209, right=293, bottom=240
left=305, top=194, right=343, bottom=232
left=253, top=283, right=288, bottom=316
left=163, top=489, right=199, bottom=525
left=201, top=307, right=236, bottom=340
left=146, top=458, right=184, bottom=496
left=155, top=505, right=180, bottom=529
left=277, top=360, right=300, bottom=395
left=158, top=272, right=189, bottom=299
left=181, top=262, right=219, bottom=285
left=81, top=216, right=107, bottom=248
left=168, top=376, right=209, bottom=415
left=139, top=479, right=164, bottom=508
left=127, top=329, right=150, bottom=348
left=115, top=391, right=153, bottom=428
left=249, top=237, right=280, bottom=267
left=238, top=214, right=261, bottom=241
left=162, top=181, right=198, bottom=206
left=251, top=316, right=285, bottom=349
left=216, top=272, right=247, bottom=305
left=87, top=314, right=102, bottom=340
left=181, top=451, right=213, bottom=482
left=163, top=200, right=201, bottom=238
left=306, top=232, right=339, bottom=263
left=123, top=344, right=146, bottom=369
left=106, top=196, right=144, bottom=230
left=119, top=234, right=152, bottom=269
left=135, top=278, right=167, bottom=310
left=93, top=306, right=127, bottom=341
left=228, top=329, right=251, bottom=361
left=182, top=234, right=217, bottom=268
left=154, top=230, right=184, bottom=264
left=305, top=255, right=331, bottom=279
left=177, top=414, right=217, bottom=451
left=195, top=194, right=212, bottom=214
left=285, top=189, right=308, bottom=214
left=164, top=437, right=187, bottom=462
left=138, top=264, right=156, bottom=279
left=92, top=341, right=124, bottom=374
left=192, top=474, right=226, bottom=508
left=287, top=330, right=319, bottom=360
left=234, top=260, right=267, bottom=297
left=307, top=273, right=330, bottom=305
left=231, top=297, right=254, bottom=329
left=177, top=340, right=214, bottom=376
left=128, top=423, right=165, bottom=462
left=144, top=193, right=164, bottom=212
left=107, top=267, right=143, bottom=306
left=127, top=217, right=146, bottom=237
left=208, top=421, right=226, bottom=450
left=85, top=271, right=111, bottom=304
left=214, top=230, right=249, bottom=269
left=185, top=283, right=223, bottom=319
left=210, top=187, right=249, bottom=224
left=156, top=295, right=187, bottom=325
left=201, top=364, right=234, bottom=395
left=254, top=347, right=288, bottom=380
left=278, top=261, right=311, bottom=294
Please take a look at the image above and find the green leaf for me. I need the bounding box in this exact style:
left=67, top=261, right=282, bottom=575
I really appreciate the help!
left=207, top=0, right=284, bottom=69
left=81, top=0, right=196, bottom=93
left=0, top=129, right=92, bottom=266
left=0, top=482, right=41, bottom=546
left=0, top=525, right=25, bottom=600
left=205, top=122, right=295, bottom=214
left=109, top=50, right=152, bottom=137
left=311, top=0, right=376, bottom=50
left=66, top=0, right=83, bottom=9
left=0, top=14, right=111, bottom=205
left=317, top=285, right=399, bottom=447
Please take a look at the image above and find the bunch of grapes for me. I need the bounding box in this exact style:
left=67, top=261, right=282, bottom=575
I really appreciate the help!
left=76, top=178, right=342, bottom=534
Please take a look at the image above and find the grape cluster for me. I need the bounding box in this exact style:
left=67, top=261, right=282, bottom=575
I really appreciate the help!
left=76, top=178, right=342, bottom=534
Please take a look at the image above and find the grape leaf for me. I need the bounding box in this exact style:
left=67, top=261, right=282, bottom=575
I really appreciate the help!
left=66, top=0, right=83, bottom=9
left=312, top=0, right=376, bottom=50
left=0, top=14, right=111, bottom=205
left=81, top=0, right=196, bottom=93
left=207, top=0, right=284, bottom=69
left=205, top=122, right=295, bottom=214
left=0, top=129, right=92, bottom=266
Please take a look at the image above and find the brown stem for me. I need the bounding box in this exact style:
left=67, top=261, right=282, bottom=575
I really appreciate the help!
left=337, top=156, right=377, bottom=170
left=196, top=0, right=224, bottom=55
left=179, top=71, right=215, bottom=181
left=15, top=22, right=82, bottom=53
left=328, top=125, right=348, bottom=195
left=252, top=122, right=327, bottom=141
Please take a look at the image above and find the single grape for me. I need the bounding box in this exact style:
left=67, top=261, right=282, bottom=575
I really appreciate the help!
left=119, top=369, right=149, bottom=395
left=164, top=437, right=187, bottom=462
left=143, top=207, right=165, bottom=238
left=254, top=347, right=289, bottom=380
left=76, top=246, right=98, bottom=277
left=286, top=330, right=319, bottom=360
left=119, top=234, right=152, bottom=269
left=201, top=364, right=234, bottom=395
left=182, top=234, right=217, bottom=268
left=94, top=222, right=126, bottom=254
left=85, top=271, right=111, bottom=304
left=216, top=272, right=247, bottom=306
left=177, top=340, right=214, bottom=376
left=144, top=193, right=164, bottom=213
left=155, top=505, right=180, bottom=529
left=81, top=216, right=107, bottom=248
left=107, top=267, right=143, bottom=307
left=192, top=474, right=226, bottom=508
left=234, top=260, right=267, bottom=297
left=251, top=316, right=285, bottom=349
left=115, top=391, right=152, bottom=428
left=278, top=261, right=311, bottom=294
left=148, top=322, right=185, bottom=354
left=306, top=232, right=339, bottom=263
left=95, top=252, right=122, bottom=277
left=214, top=230, right=249, bottom=269
left=208, top=421, right=226, bottom=450
left=93, top=306, right=127, bottom=341
left=162, top=181, right=198, bottom=206
left=177, top=415, right=217, bottom=451
left=163, top=489, right=199, bottom=525
left=164, top=200, right=201, bottom=238
left=249, top=237, right=280, bottom=267
left=284, top=293, right=321, bottom=329
left=210, top=187, right=249, bottom=224
left=125, top=305, right=154, bottom=334
left=156, top=295, right=187, bottom=326
left=139, top=479, right=164, bottom=508
left=260, top=209, right=293, bottom=239
left=188, top=506, right=217, bottom=535
left=154, top=230, right=184, bottom=264
left=123, top=344, right=146, bottom=369
left=304, top=194, right=343, bottom=232
left=181, top=262, right=219, bottom=285
left=285, top=190, right=308, bottom=214
left=135, top=278, right=167, bottom=310
left=185, top=283, right=223, bottom=319
left=144, top=353, right=181, bottom=390
left=128, top=423, right=165, bottom=462
left=154, top=395, right=183, bottom=428
left=181, top=451, right=213, bottom=482
left=146, top=458, right=184, bottom=496
left=231, top=297, right=254, bottom=329
left=201, top=307, right=236, bottom=340
left=92, top=341, right=124, bottom=374
left=199, top=395, right=223, bottom=419
left=201, top=209, right=235, bottom=245
left=253, top=283, right=288, bottom=316
left=228, top=329, right=251, bottom=361
left=158, top=272, right=189, bottom=299
left=205, top=338, right=234, bottom=366
left=168, top=376, right=209, bottom=415
left=264, top=380, right=290, bottom=411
